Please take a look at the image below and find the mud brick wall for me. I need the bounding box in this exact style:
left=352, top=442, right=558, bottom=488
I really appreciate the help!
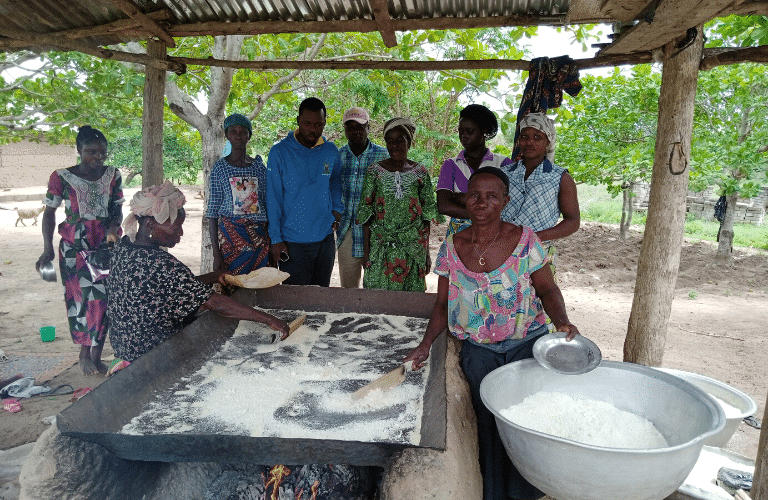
left=634, top=182, right=766, bottom=225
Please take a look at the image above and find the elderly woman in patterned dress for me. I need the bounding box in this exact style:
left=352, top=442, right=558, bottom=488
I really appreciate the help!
left=356, top=117, right=438, bottom=292
left=36, top=126, right=123, bottom=375
left=107, top=181, right=288, bottom=370
left=405, top=166, right=580, bottom=500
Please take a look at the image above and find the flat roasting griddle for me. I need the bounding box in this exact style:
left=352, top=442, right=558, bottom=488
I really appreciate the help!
left=57, top=286, right=446, bottom=465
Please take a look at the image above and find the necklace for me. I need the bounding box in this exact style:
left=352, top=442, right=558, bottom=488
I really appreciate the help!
left=473, top=227, right=501, bottom=266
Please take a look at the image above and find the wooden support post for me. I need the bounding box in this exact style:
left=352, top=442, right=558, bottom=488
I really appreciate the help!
left=754, top=391, right=768, bottom=499
left=141, top=38, right=166, bottom=189
left=623, top=28, right=703, bottom=366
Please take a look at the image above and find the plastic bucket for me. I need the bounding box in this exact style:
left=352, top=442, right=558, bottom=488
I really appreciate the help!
left=40, top=326, right=56, bottom=342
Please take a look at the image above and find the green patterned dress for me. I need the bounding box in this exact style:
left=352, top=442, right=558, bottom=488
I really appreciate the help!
left=356, top=161, right=438, bottom=292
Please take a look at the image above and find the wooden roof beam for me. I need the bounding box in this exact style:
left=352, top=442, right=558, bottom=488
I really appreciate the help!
left=107, top=0, right=176, bottom=48
left=369, top=0, right=398, bottom=47
left=0, top=26, right=185, bottom=73
left=52, top=10, right=172, bottom=40
left=167, top=14, right=571, bottom=38
left=599, top=0, right=736, bottom=54
left=700, top=44, right=768, bottom=69
left=595, top=0, right=654, bottom=23
left=168, top=51, right=654, bottom=71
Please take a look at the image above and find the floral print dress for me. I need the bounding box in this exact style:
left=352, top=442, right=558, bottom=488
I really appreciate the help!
left=435, top=226, right=550, bottom=344
left=356, top=162, right=437, bottom=292
left=44, top=167, right=123, bottom=346
left=107, top=237, right=214, bottom=362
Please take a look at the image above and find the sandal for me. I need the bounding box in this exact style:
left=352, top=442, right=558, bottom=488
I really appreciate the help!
left=3, top=398, right=21, bottom=413
left=70, top=387, right=92, bottom=402
left=49, top=384, right=75, bottom=396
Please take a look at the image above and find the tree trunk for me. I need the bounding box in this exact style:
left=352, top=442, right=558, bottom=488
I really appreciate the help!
left=623, top=30, right=703, bottom=367
left=142, top=39, right=167, bottom=189
left=715, top=191, right=738, bottom=263
left=619, top=181, right=635, bottom=240
left=754, top=389, right=768, bottom=499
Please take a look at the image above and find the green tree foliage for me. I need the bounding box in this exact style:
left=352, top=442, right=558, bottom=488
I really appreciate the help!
left=551, top=65, right=660, bottom=194
left=706, top=15, right=768, bottom=47
left=110, top=125, right=202, bottom=185
left=692, top=63, right=768, bottom=198
left=0, top=51, right=144, bottom=144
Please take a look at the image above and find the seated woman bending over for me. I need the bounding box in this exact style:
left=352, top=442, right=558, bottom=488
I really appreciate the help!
left=107, top=181, right=288, bottom=373
left=405, top=167, right=580, bottom=500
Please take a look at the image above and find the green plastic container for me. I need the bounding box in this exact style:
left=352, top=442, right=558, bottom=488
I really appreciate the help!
left=40, top=326, right=56, bottom=342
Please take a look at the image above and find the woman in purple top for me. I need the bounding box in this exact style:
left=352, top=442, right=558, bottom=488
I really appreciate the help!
left=406, top=167, right=580, bottom=500
left=436, top=104, right=513, bottom=235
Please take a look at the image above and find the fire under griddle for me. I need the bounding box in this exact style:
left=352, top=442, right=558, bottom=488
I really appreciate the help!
left=57, top=286, right=446, bottom=466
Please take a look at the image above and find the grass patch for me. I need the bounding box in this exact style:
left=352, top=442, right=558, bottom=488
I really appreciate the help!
left=577, top=184, right=768, bottom=251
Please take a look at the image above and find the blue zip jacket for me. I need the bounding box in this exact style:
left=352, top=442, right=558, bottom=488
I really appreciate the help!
left=266, top=131, right=342, bottom=244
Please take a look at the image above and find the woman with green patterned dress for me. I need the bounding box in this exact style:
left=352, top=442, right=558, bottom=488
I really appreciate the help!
left=35, top=126, right=123, bottom=375
left=357, top=117, right=438, bottom=292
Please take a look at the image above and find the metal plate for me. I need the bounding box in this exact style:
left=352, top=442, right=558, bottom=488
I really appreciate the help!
left=533, top=332, right=601, bottom=375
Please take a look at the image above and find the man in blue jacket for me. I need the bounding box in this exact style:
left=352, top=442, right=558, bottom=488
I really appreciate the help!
left=267, top=97, right=342, bottom=286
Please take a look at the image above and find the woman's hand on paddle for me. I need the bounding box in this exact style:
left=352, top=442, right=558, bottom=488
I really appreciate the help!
left=268, top=318, right=290, bottom=340
left=404, top=341, right=431, bottom=370
left=556, top=323, right=580, bottom=341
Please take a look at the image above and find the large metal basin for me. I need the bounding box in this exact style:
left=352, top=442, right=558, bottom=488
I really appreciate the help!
left=656, top=368, right=757, bottom=448
left=480, top=359, right=725, bottom=500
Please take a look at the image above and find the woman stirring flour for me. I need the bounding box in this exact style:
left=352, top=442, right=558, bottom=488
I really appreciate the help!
left=107, top=181, right=288, bottom=372
left=405, top=166, right=580, bottom=500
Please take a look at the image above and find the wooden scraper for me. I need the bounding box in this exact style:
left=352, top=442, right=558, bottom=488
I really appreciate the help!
left=285, top=314, right=306, bottom=338
left=351, top=361, right=414, bottom=401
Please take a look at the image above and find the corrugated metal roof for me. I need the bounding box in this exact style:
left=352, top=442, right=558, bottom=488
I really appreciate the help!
left=1, top=0, right=574, bottom=39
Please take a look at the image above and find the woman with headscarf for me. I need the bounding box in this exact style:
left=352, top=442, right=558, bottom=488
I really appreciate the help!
left=35, top=126, right=123, bottom=375
left=356, top=117, right=438, bottom=292
left=405, top=166, right=580, bottom=500
left=436, top=104, right=514, bottom=236
left=107, top=182, right=288, bottom=373
left=500, top=113, right=580, bottom=275
left=206, top=113, right=271, bottom=274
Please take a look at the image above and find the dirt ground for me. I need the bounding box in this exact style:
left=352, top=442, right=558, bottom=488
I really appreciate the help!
left=1, top=170, right=767, bottom=467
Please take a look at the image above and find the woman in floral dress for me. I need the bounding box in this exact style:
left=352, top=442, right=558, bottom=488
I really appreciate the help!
left=357, top=117, right=438, bottom=292
left=36, top=126, right=123, bottom=375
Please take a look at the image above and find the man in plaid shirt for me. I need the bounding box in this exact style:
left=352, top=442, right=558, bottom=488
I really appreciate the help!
left=334, top=107, right=389, bottom=288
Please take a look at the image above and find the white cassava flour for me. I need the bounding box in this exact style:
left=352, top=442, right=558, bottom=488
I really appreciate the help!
left=500, top=391, right=669, bottom=449
left=121, top=310, right=431, bottom=446
left=710, top=395, right=743, bottom=418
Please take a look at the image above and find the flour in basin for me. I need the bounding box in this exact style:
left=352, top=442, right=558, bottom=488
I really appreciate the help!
left=121, top=311, right=430, bottom=446
left=500, top=391, right=668, bottom=449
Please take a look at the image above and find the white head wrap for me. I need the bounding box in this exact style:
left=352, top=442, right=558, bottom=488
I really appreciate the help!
left=123, top=180, right=186, bottom=241
left=519, top=113, right=556, bottom=162
left=383, top=117, right=416, bottom=145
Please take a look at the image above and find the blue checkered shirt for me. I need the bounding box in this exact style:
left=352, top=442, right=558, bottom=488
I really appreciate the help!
left=500, top=159, right=567, bottom=235
left=205, top=156, right=268, bottom=222
left=335, top=140, right=389, bottom=256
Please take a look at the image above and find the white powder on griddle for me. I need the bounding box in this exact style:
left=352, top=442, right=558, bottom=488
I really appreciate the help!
left=121, top=311, right=430, bottom=446
left=709, top=395, right=742, bottom=418
left=500, top=391, right=668, bottom=449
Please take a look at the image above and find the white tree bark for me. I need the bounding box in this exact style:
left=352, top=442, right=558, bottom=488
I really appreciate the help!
left=623, top=29, right=703, bottom=366
left=164, top=35, right=245, bottom=272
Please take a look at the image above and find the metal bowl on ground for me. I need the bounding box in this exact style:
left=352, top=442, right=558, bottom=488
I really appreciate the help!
left=480, top=359, right=725, bottom=500
left=38, top=261, right=57, bottom=282
left=656, top=367, right=757, bottom=448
